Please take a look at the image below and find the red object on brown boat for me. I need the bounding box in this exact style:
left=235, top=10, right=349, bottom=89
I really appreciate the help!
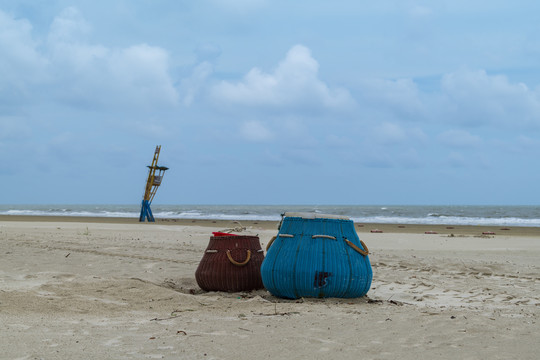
left=212, top=232, right=239, bottom=236
left=195, top=235, right=264, bottom=292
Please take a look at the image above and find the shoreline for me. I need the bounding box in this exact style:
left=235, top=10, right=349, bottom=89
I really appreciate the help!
left=2, top=214, right=540, bottom=236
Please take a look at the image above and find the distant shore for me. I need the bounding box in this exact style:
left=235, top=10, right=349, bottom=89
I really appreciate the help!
left=2, top=214, right=540, bottom=237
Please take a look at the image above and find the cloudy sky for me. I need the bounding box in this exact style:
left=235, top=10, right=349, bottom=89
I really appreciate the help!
left=1, top=1, right=539, bottom=205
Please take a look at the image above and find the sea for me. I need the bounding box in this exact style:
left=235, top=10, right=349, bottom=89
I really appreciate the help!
left=1, top=204, right=540, bottom=227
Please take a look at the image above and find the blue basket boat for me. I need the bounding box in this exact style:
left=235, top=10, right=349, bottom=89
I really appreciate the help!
left=261, top=212, right=372, bottom=299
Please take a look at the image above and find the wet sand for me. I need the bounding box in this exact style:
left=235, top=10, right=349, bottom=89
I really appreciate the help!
left=2, top=214, right=540, bottom=236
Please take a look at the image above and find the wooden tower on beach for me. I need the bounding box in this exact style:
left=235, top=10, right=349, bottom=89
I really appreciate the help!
left=139, top=145, right=169, bottom=222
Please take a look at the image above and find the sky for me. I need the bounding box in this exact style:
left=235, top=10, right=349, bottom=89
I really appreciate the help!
left=1, top=1, right=540, bottom=205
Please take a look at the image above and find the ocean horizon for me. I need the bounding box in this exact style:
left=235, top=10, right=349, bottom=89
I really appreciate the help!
left=1, top=204, right=540, bottom=227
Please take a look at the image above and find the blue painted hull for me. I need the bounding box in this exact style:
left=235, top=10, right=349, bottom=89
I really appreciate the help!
left=261, top=214, right=372, bottom=299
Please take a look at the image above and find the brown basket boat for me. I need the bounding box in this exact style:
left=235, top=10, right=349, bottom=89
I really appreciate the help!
left=195, top=234, right=264, bottom=292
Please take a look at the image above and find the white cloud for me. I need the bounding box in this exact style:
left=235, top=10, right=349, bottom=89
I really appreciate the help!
left=46, top=40, right=179, bottom=109
left=180, top=61, right=213, bottom=106
left=0, top=9, right=47, bottom=99
left=48, top=7, right=92, bottom=43
left=1, top=8, right=179, bottom=111
left=354, top=69, right=540, bottom=132
left=47, top=8, right=109, bottom=72
left=239, top=120, right=274, bottom=142
left=211, top=45, right=353, bottom=109
left=107, top=44, right=179, bottom=106
left=440, top=69, right=540, bottom=128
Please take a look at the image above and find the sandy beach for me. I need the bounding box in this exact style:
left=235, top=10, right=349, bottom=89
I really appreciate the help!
left=1, top=216, right=539, bottom=359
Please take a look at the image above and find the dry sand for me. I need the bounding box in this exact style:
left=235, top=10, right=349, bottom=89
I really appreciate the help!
left=1, top=216, right=539, bottom=359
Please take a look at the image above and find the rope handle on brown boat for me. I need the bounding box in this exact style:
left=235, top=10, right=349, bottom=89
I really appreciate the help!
left=344, top=238, right=369, bottom=256
left=226, top=249, right=251, bottom=266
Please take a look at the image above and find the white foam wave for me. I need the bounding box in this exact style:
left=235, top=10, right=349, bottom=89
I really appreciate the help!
left=2, top=206, right=539, bottom=227
left=2, top=209, right=139, bottom=218
left=351, top=215, right=540, bottom=227
left=153, top=212, right=281, bottom=221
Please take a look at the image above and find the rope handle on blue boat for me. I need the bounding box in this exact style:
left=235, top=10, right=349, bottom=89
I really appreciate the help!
left=312, top=235, right=369, bottom=256
left=226, top=249, right=251, bottom=266
left=344, top=238, right=369, bottom=256
left=266, top=236, right=276, bottom=251
left=266, top=234, right=369, bottom=257
left=312, top=235, right=336, bottom=240
left=266, top=234, right=294, bottom=251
